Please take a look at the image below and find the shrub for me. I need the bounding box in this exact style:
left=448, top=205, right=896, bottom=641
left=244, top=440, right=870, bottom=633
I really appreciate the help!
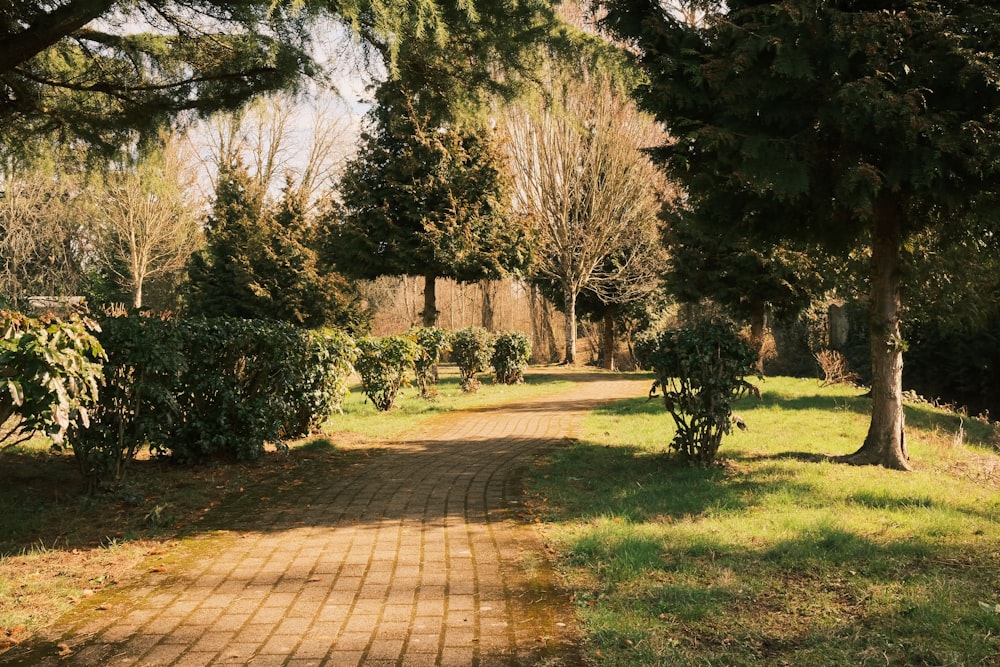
left=67, top=311, right=184, bottom=490
left=411, top=326, right=450, bottom=399
left=354, top=335, right=419, bottom=411
left=491, top=331, right=532, bottom=385
left=449, top=326, right=494, bottom=392
left=285, top=328, right=358, bottom=436
left=0, top=310, right=104, bottom=449
left=171, top=318, right=303, bottom=462
left=636, top=322, right=760, bottom=465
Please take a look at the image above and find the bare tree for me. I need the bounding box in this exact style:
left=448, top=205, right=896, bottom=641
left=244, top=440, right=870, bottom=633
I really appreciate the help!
left=193, top=90, right=359, bottom=207
left=503, top=71, right=670, bottom=364
left=93, top=135, right=202, bottom=309
left=0, top=168, right=91, bottom=307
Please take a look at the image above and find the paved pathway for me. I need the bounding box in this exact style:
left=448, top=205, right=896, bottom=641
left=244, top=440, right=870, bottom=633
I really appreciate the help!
left=15, top=371, right=647, bottom=667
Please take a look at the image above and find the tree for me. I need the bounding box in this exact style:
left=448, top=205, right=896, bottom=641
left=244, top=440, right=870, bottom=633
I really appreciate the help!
left=602, top=0, right=1000, bottom=469
left=187, top=161, right=365, bottom=328
left=0, top=156, right=92, bottom=308
left=1, top=1, right=558, bottom=155
left=1, top=0, right=317, bottom=154
left=91, top=135, right=202, bottom=309
left=503, top=69, right=668, bottom=364
left=326, top=87, right=530, bottom=327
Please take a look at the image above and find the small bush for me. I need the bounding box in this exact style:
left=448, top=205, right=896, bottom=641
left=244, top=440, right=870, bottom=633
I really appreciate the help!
left=285, top=328, right=358, bottom=436
left=67, top=311, right=184, bottom=491
left=450, top=326, right=494, bottom=392
left=354, top=335, right=419, bottom=411
left=815, top=349, right=860, bottom=387
left=636, top=322, right=760, bottom=465
left=0, top=310, right=104, bottom=449
left=491, top=331, right=532, bottom=385
left=171, top=318, right=303, bottom=462
left=411, top=327, right=451, bottom=399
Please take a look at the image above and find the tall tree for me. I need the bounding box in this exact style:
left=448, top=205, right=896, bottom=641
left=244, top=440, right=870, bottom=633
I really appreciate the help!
left=602, top=0, right=1000, bottom=469
left=503, top=70, right=668, bottom=364
left=325, top=87, right=530, bottom=327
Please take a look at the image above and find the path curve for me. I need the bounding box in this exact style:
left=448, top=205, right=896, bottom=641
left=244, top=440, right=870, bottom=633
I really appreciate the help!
left=18, top=371, right=648, bottom=667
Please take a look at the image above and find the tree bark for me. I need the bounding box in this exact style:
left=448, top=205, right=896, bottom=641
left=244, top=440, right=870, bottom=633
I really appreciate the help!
left=481, top=280, right=495, bottom=331
left=133, top=283, right=143, bottom=310
left=843, top=196, right=912, bottom=470
left=602, top=311, right=616, bottom=371
left=421, top=274, right=439, bottom=328
left=563, top=284, right=578, bottom=365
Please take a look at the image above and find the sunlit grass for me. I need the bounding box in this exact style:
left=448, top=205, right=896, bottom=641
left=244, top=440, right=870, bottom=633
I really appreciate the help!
left=320, top=364, right=574, bottom=442
left=529, top=376, right=1000, bottom=666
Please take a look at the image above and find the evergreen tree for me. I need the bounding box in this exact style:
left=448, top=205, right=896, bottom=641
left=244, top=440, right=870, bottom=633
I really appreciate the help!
left=324, top=85, right=530, bottom=327
left=603, top=0, right=1000, bottom=469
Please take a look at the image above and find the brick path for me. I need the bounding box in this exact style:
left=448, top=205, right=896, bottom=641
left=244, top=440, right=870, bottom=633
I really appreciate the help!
left=16, top=371, right=647, bottom=667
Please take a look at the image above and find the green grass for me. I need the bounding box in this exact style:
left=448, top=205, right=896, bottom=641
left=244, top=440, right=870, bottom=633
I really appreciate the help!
left=326, top=365, right=573, bottom=440
left=528, top=376, right=1000, bottom=666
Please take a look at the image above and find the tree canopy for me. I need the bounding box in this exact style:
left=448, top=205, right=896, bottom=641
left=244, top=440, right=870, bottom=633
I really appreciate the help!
left=1, top=0, right=559, bottom=154
left=602, top=0, right=1000, bottom=469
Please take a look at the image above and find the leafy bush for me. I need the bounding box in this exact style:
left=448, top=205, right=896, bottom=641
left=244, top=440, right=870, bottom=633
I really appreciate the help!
left=449, top=326, right=494, bottom=392
left=285, top=328, right=358, bottom=436
left=411, top=326, right=450, bottom=399
left=171, top=318, right=305, bottom=462
left=636, top=322, right=760, bottom=465
left=491, top=330, right=532, bottom=384
left=0, top=311, right=104, bottom=449
left=354, top=335, right=419, bottom=411
left=67, top=311, right=184, bottom=490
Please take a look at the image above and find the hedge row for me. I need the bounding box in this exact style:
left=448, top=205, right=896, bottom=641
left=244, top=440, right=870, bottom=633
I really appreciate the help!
left=1, top=311, right=532, bottom=491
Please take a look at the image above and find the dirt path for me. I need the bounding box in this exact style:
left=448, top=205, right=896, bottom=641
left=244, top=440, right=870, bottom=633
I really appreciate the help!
left=10, top=371, right=648, bottom=667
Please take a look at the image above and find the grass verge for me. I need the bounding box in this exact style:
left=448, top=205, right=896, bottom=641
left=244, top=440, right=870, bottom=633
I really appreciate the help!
left=527, top=376, right=1000, bottom=666
left=0, top=367, right=570, bottom=652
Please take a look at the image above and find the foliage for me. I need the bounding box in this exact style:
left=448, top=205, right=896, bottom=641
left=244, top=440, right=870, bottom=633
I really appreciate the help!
left=1, top=0, right=316, bottom=156
left=285, top=328, right=358, bottom=437
left=353, top=335, right=419, bottom=411
left=636, top=322, right=760, bottom=465
left=0, top=311, right=104, bottom=449
left=411, top=326, right=451, bottom=399
left=491, top=331, right=532, bottom=385
left=324, top=93, right=529, bottom=326
left=601, top=0, right=1000, bottom=468
left=188, top=162, right=366, bottom=329
left=66, top=311, right=184, bottom=491
left=170, top=317, right=306, bottom=462
left=449, top=326, right=494, bottom=392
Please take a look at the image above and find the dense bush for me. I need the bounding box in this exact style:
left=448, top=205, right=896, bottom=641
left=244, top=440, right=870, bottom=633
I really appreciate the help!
left=171, top=318, right=308, bottom=462
left=0, top=311, right=104, bottom=449
left=636, top=322, right=760, bottom=465
left=449, top=326, right=494, bottom=392
left=68, top=312, right=183, bottom=490
left=491, top=331, right=532, bottom=384
left=354, top=335, right=419, bottom=411
left=412, top=326, right=450, bottom=399
left=285, top=328, right=358, bottom=436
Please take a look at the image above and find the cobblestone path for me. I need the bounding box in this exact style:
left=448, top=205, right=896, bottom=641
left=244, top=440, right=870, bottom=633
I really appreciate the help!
left=15, top=372, right=647, bottom=667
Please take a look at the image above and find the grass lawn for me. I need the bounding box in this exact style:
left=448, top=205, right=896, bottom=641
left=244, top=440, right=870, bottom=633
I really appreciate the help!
left=527, top=376, right=1000, bottom=666
left=0, top=366, right=571, bottom=651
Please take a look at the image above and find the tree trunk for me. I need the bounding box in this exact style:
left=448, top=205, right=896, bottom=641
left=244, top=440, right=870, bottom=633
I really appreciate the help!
left=843, top=196, right=911, bottom=470
left=133, top=282, right=143, bottom=310
left=602, top=311, right=616, bottom=371
left=481, top=280, right=495, bottom=331
left=749, top=297, right=766, bottom=373
left=421, top=274, right=439, bottom=328
left=563, top=284, right=578, bottom=365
